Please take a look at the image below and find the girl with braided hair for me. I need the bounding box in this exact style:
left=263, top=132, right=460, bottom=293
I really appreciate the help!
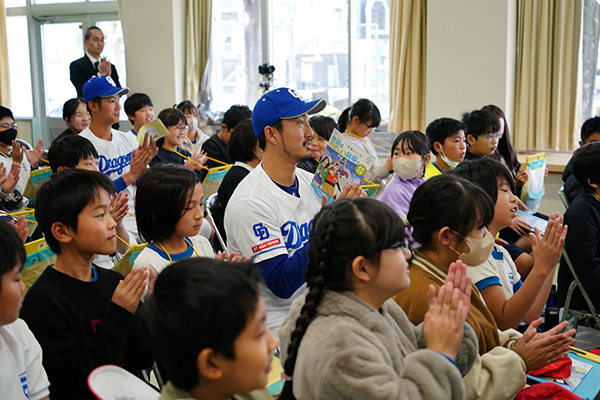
left=278, top=198, right=478, bottom=400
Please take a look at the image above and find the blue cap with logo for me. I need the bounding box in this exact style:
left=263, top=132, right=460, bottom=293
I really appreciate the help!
left=83, top=75, right=130, bottom=103
left=252, top=87, right=326, bottom=137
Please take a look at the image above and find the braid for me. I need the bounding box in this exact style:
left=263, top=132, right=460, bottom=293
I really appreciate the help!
left=280, top=210, right=336, bottom=400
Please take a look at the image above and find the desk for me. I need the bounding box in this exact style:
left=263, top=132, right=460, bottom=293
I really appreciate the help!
left=528, top=353, right=600, bottom=399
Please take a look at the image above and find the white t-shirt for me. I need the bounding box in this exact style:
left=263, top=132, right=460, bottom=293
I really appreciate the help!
left=224, top=164, right=321, bottom=336
left=467, top=245, right=523, bottom=300
left=133, top=234, right=214, bottom=276
left=0, top=319, right=50, bottom=400
left=0, top=153, right=31, bottom=195
left=79, top=128, right=139, bottom=242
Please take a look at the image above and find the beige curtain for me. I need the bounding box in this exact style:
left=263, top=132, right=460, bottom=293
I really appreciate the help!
left=184, top=0, right=212, bottom=103
left=0, top=0, right=10, bottom=106
left=388, top=0, right=426, bottom=134
left=514, top=0, right=583, bottom=151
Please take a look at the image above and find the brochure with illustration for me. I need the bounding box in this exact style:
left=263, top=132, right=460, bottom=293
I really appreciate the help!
left=136, top=119, right=170, bottom=146
left=516, top=210, right=548, bottom=235
left=311, top=129, right=376, bottom=204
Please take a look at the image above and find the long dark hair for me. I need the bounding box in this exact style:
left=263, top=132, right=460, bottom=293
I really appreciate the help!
left=338, top=99, right=381, bottom=132
left=481, top=104, right=519, bottom=171
left=280, top=198, right=405, bottom=399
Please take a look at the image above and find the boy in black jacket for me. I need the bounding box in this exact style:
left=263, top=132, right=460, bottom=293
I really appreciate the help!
left=20, top=169, right=155, bottom=399
left=558, top=142, right=600, bottom=312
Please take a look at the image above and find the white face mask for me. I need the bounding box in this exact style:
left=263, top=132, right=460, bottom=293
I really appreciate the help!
left=440, top=147, right=460, bottom=169
left=187, top=116, right=198, bottom=131
left=393, top=157, right=422, bottom=180
left=449, top=230, right=495, bottom=266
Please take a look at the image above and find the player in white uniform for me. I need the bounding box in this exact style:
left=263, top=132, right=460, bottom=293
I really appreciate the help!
left=79, top=76, right=157, bottom=244
left=225, top=88, right=365, bottom=337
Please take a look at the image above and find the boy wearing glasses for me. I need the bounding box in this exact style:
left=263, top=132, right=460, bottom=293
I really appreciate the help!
left=461, top=109, right=502, bottom=160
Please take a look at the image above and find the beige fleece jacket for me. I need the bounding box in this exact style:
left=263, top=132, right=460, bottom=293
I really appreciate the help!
left=279, top=290, right=478, bottom=400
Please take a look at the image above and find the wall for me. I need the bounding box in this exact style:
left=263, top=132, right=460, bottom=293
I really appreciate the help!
left=118, top=0, right=186, bottom=115
left=426, top=0, right=517, bottom=125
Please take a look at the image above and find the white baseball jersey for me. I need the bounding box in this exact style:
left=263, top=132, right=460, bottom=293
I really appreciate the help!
left=225, top=164, right=321, bottom=336
left=80, top=128, right=139, bottom=242
left=0, top=319, right=50, bottom=400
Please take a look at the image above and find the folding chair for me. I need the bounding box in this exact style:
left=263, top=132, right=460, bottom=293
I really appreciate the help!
left=205, top=193, right=227, bottom=251
left=561, top=247, right=600, bottom=330
left=558, top=186, right=570, bottom=210
left=88, top=365, right=159, bottom=399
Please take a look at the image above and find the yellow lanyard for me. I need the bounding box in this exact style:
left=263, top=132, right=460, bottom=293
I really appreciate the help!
left=0, top=150, right=24, bottom=169
left=345, top=131, right=392, bottom=153
left=162, top=145, right=210, bottom=170
left=155, top=238, right=201, bottom=264
left=115, top=234, right=131, bottom=249
left=184, top=136, right=201, bottom=154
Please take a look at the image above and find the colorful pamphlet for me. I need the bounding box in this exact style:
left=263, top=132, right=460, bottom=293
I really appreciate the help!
left=136, top=119, right=170, bottom=146
left=311, top=129, right=376, bottom=203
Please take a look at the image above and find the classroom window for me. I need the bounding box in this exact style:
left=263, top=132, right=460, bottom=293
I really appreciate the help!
left=6, top=15, right=33, bottom=117
left=208, top=0, right=391, bottom=118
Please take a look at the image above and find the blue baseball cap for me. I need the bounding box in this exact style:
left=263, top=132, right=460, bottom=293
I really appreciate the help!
left=83, top=75, right=129, bottom=103
left=252, top=87, right=326, bottom=137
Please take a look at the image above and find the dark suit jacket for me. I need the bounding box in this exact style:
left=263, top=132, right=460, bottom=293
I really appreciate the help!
left=69, top=55, right=121, bottom=97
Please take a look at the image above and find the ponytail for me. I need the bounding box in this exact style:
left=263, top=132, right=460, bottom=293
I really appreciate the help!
left=337, top=106, right=352, bottom=132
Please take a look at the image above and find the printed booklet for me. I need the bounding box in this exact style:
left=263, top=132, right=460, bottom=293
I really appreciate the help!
left=311, top=129, right=376, bottom=203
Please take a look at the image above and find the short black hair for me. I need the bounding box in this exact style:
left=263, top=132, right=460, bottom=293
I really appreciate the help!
left=62, top=97, right=86, bottom=121
left=338, top=99, right=381, bottom=132
left=0, top=106, right=14, bottom=121
left=222, top=105, right=252, bottom=131
left=36, top=169, right=115, bottom=254
left=409, top=174, right=494, bottom=250
left=157, top=108, right=187, bottom=146
left=136, top=164, right=199, bottom=243
left=391, top=130, right=429, bottom=157
left=449, top=158, right=516, bottom=202
left=0, top=220, right=26, bottom=292
left=426, top=117, right=468, bottom=156
left=48, top=135, right=99, bottom=173
left=309, top=115, right=336, bottom=141
left=124, top=93, right=153, bottom=121
left=461, top=109, right=500, bottom=137
left=141, top=259, right=262, bottom=390
left=228, top=119, right=257, bottom=162
left=572, top=141, right=600, bottom=193
left=580, top=117, right=600, bottom=143
left=84, top=26, right=102, bottom=40
left=176, top=100, right=198, bottom=116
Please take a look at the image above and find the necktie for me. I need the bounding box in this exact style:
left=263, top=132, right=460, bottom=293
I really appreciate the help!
left=94, top=61, right=99, bottom=73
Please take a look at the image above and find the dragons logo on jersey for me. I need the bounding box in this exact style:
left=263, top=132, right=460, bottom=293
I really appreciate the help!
left=253, top=223, right=270, bottom=240
left=280, top=220, right=312, bottom=250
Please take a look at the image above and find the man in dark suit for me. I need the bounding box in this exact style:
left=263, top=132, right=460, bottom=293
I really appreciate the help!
left=70, top=26, right=121, bottom=97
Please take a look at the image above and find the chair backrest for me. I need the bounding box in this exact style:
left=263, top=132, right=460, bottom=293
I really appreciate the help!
left=561, top=246, right=600, bottom=325
left=558, top=186, right=570, bottom=210
left=88, top=365, right=159, bottom=400
left=205, top=193, right=227, bottom=251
